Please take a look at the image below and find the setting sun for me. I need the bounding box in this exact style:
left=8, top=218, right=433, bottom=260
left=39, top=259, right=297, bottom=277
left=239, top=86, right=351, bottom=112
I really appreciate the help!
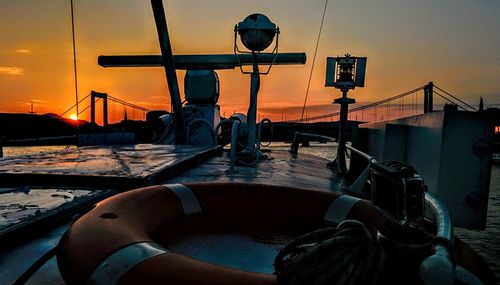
left=69, top=114, right=78, bottom=121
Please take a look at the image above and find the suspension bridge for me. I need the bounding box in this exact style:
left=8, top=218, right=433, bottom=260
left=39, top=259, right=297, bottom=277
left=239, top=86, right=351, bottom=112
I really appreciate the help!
left=56, top=82, right=482, bottom=127
left=57, top=91, right=151, bottom=127
left=285, top=82, right=480, bottom=123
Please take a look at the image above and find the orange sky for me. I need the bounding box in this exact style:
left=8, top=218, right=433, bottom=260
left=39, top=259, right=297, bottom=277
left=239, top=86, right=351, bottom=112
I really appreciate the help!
left=0, top=0, right=499, bottom=124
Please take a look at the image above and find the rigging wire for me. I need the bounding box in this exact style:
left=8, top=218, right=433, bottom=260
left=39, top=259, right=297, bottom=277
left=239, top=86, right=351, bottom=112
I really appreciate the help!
left=299, top=0, right=329, bottom=123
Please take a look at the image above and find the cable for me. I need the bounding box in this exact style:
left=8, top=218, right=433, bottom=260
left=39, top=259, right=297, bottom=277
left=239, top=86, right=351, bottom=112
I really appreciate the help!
left=57, top=93, right=91, bottom=119
left=299, top=0, right=329, bottom=123
left=289, top=86, right=425, bottom=122
left=434, top=85, right=477, bottom=111
left=78, top=98, right=101, bottom=115
left=433, top=91, right=468, bottom=111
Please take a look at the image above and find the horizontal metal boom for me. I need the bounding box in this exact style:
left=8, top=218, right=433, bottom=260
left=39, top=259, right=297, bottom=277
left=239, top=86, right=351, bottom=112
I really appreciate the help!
left=98, top=53, right=307, bottom=70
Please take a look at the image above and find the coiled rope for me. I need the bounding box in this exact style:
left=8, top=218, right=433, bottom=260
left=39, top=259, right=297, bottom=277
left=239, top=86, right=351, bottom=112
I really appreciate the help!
left=274, top=220, right=386, bottom=285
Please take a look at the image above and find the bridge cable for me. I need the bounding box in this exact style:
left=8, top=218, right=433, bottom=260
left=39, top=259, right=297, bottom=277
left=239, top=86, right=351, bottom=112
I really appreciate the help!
left=289, top=85, right=425, bottom=122
left=78, top=98, right=101, bottom=115
left=57, top=93, right=91, bottom=120
left=434, top=85, right=477, bottom=111
left=299, top=0, right=329, bottom=123
left=433, top=90, right=468, bottom=111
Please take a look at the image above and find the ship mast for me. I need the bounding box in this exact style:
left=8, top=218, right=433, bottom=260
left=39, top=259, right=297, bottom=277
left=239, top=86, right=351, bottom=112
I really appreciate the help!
left=70, top=0, right=79, bottom=129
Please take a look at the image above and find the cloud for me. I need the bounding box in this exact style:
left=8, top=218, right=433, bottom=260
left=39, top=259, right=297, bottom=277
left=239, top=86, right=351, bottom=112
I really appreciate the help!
left=16, top=49, right=32, bottom=54
left=0, top=66, right=24, bottom=76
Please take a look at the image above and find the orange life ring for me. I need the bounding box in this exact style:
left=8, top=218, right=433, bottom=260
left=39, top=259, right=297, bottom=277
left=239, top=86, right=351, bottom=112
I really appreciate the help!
left=56, top=183, right=386, bottom=285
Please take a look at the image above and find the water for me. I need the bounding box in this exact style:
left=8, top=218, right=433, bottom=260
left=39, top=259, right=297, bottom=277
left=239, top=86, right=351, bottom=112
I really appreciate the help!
left=2, top=144, right=500, bottom=280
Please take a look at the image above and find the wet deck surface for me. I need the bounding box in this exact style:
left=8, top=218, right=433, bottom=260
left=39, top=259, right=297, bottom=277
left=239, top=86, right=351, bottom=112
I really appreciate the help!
left=0, top=144, right=221, bottom=188
left=0, top=146, right=349, bottom=284
left=0, top=144, right=220, bottom=247
left=165, top=150, right=348, bottom=193
left=1, top=188, right=96, bottom=231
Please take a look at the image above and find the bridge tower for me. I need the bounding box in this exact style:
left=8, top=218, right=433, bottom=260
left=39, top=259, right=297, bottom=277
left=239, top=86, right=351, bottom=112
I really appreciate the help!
left=424, top=81, right=434, bottom=113
left=90, top=90, right=108, bottom=130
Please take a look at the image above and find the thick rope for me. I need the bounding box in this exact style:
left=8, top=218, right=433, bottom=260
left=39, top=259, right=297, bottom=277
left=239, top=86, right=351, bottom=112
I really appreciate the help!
left=274, top=220, right=385, bottom=285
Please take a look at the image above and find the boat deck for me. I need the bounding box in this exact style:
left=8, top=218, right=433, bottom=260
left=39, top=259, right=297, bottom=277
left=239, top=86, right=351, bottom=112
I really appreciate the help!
left=165, top=149, right=347, bottom=192
left=0, top=144, right=220, bottom=247
left=0, top=144, right=221, bottom=188
left=0, top=145, right=348, bottom=284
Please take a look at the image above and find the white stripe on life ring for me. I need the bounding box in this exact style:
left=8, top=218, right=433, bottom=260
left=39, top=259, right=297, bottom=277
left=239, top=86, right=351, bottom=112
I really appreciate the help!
left=164, top=183, right=202, bottom=215
left=324, top=195, right=361, bottom=223
left=87, top=242, right=168, bottom=285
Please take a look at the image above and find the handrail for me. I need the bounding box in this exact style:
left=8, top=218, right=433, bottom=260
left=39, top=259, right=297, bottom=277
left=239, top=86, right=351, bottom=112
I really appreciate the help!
left=289, top=132, right=336, bottom=155
left=345, top=144, right=376, bottom=163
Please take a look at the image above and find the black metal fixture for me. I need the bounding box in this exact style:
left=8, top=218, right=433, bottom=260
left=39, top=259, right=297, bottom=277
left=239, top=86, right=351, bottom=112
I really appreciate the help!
left=325, top=54, right=367, bottom=174
left=234, top=14, right=280, bottom=151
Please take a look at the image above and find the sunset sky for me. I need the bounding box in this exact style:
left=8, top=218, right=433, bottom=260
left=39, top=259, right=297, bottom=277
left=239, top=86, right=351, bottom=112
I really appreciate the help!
left=0, top=0, right=499, bottom=123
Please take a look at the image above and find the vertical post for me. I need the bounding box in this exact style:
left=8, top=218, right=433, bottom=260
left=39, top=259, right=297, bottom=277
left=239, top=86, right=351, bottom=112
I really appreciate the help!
left=90, top=92, right=96, bottom=130
left=336, top=89, right=349, bottom=174
left=103, top=95, right=108, bottom=127
left=247, top=53, right=260, bottom=149
left=150, top=0, right=184, bottom=143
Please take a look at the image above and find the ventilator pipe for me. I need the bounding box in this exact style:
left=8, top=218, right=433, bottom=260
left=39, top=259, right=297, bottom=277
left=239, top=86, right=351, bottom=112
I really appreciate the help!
left=186, top=118, right=216, bottom=145
left=227, top=120, right=241, bottom=173
left=214, top=119, right=233, bottom=145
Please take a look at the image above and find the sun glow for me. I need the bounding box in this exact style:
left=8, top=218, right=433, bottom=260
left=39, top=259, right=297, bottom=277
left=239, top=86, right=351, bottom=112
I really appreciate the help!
left=69, top=114, right=78, bottom=121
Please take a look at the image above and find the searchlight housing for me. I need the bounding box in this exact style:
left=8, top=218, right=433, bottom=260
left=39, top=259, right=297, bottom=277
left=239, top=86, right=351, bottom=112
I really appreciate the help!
left=234, top=13, right=280, bottom=75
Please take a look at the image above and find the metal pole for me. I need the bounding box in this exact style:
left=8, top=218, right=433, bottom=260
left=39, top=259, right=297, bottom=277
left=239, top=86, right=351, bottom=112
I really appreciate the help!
left=336, top=89, right=349, bottom=174
left=70, top=0, right=79, bottom=130
left=247, top=53, right=260, bottom=149
left=150, top=0, right=185, bottom=143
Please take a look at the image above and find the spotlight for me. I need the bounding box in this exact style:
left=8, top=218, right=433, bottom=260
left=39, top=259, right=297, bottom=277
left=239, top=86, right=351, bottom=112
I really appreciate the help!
left=235, top=13, right=278, bottom=52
